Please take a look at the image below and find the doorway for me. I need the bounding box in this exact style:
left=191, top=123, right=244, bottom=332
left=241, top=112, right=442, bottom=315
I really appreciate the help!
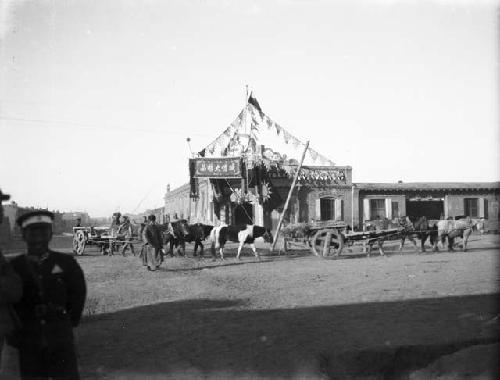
left=406, top=199, right=444, bottom=221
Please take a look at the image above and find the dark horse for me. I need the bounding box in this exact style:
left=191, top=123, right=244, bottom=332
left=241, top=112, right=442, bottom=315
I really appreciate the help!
left=210, top=224, right=273, bottom=260
left=160, top=219, right=190, bottom=256
left=187, top=223, right=215, bottom=257
left=399, top=216, right=438, bottom=253
left=161, top=220, right=214, bottom=257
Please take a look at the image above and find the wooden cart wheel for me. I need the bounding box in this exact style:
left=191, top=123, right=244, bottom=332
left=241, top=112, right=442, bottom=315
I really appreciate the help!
left=73, top=230, right=86, bottom=255
left=310, top=228, right=343, bottom=257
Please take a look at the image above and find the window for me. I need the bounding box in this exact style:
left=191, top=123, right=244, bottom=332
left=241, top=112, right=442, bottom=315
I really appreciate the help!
left=369, top=199, right=386, bottom=220
left=320, top=198, right=335, bottom=221
left=391, top=202, right=399, bottom=219
left=337, top=200, right=344, bottom=221
left=484, top=199, right=488, bottom=219
left=464, top=198, right=478, bottom=218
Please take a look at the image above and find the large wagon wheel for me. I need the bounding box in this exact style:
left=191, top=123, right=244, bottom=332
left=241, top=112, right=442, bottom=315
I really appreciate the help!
left=310, top=228, right=344, bottom=257
left=72, top=230, right=86, bottom=255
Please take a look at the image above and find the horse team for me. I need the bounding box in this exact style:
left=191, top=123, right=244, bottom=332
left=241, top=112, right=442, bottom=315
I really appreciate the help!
left=148, top=215, right=476, bottom=261
left=157, top=220, right=273, bottom=260
left=366, top=215, right=478, bottom=256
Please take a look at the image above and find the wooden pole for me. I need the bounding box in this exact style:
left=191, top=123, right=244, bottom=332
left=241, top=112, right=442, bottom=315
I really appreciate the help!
left=271, top=140, right=309, bottom=252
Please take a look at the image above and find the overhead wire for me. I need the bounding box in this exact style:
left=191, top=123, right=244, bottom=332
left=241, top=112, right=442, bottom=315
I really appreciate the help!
left=0, top=116, right=212, bottom=137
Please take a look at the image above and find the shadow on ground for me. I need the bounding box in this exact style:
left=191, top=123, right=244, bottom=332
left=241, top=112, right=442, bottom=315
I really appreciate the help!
left=77, top=293, right=500, bottom=379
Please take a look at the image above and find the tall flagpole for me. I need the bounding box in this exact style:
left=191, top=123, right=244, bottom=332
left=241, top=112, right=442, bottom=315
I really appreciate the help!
left=244, top=85, right=249, bottom=134
left=271, top=140, right=309, bottom=252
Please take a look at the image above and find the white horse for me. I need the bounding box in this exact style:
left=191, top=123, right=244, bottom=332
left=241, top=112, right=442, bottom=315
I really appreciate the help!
left=209, top=224, right=273, bottom=260
left=437, top=217, right=477, bottom=252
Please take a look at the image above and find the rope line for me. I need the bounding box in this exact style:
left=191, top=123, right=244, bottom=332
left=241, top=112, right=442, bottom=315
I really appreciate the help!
left=224, top=179, right=254, bottom=224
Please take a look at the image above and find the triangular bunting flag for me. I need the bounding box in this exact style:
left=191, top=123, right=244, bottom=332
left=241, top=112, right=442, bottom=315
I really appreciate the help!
left=251, top=116, right=260, bottom=131
left=309, top=149, right=318, bottom=161
left=283, top=130, right=291, bottom=144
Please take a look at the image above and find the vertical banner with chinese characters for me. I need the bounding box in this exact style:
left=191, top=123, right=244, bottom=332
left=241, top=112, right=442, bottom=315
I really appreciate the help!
left=189, top=159, right=199, bottom=199
left=191, top=157, right=243, bottom=178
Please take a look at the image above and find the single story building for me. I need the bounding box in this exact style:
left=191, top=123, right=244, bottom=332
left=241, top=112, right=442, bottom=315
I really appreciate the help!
left=164, top=94, right=500, bottom=232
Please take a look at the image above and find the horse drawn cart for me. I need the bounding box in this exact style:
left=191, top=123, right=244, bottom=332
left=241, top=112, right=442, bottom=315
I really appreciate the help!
left=72, top=226, right=140, bottom=255
left=283, top=220, right=402, bottom=258
left=72, top=226, right=117, bottom=255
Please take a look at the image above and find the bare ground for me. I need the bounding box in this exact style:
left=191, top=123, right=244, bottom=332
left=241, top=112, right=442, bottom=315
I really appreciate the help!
left=4, top=234, right=500, bottom=379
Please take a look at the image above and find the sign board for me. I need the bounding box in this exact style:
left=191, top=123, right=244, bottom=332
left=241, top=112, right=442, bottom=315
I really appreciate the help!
left=191, top=157, right=242, bottom=178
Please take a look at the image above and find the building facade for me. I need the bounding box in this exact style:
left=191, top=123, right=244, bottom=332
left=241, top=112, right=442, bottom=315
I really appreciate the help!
left=354, top=182, right=499, bottom=231
left=164, top=176, right=500, bottom=231
left=163, top=94, right=500, bottom=232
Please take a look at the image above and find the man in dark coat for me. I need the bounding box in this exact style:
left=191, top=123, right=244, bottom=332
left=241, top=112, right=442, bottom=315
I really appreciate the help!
left=8, top=210, right=87, bottom=380
left=143, top=214, right=163, bottom=271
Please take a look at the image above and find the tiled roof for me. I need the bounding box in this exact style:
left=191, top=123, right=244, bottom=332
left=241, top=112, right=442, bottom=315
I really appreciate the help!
left=355, top=182, right=500, bottom=191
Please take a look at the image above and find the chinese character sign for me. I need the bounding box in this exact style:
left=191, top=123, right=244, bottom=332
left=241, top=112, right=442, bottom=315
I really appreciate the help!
left=191, top=158, right=242, bottom=178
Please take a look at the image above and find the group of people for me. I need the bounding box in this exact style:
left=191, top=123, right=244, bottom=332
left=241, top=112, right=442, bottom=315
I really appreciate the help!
left=104, top=212, right=165, bottom=271
left=104, top=212, right=136, bottom=256
left=0, top=188, right=87, bottom=379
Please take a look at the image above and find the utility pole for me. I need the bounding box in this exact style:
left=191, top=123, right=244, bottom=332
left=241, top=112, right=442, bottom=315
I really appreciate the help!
left=271, top=140, right=309, bottom=252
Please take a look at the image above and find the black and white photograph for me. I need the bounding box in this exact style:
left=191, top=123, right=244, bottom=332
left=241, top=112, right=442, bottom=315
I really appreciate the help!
left=0, top=0, right=499, bottom=379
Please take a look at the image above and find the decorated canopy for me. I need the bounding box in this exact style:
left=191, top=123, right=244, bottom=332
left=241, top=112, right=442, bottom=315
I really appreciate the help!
left=189, top=93, right=348, bottom=203
left=197, top=93, right=335, bottom=167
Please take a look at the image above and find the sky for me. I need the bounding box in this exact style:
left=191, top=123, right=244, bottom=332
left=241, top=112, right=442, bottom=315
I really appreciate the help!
left=0, top=0, right=498, bottom=217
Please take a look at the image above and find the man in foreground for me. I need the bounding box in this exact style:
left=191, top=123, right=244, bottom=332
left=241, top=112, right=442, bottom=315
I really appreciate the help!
left=8, top=210, right=87, bottom=379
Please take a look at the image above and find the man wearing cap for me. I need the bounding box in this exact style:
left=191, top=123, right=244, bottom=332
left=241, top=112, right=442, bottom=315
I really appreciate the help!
left=0, top=189, right=22, bottom=373
left=8, top=210, right=86, bottom=380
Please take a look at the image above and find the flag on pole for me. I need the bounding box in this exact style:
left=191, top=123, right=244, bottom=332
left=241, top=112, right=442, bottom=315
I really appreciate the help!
left=248, top=91, right=264, bottom=117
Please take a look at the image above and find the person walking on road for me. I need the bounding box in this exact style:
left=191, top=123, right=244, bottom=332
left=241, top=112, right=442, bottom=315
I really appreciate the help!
left=139, top=216, right=148, bottom=266
left=117, top=216, right=135, bottom=256
left=143, top=215, right=163, bottom=271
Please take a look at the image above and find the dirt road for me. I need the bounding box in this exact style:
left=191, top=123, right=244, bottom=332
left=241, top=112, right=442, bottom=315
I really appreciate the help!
left=3, top=234, right=499, bottom=378
left=65, top=234, right=500, bottom=379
